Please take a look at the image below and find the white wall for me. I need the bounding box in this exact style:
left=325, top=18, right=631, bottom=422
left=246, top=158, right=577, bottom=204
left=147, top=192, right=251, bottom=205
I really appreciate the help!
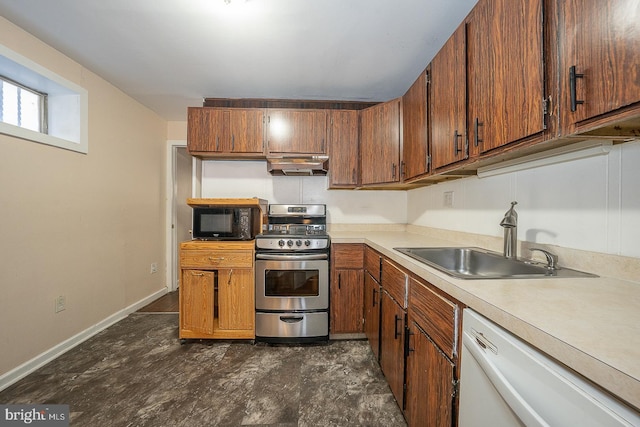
left=201, top=160, right=407, bottom=224
left=408, top=139, right=640, bottom=258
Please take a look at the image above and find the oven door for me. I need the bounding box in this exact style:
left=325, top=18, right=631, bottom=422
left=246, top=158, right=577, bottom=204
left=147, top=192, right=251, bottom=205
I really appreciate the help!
left=255, top=253, right=329, bottom=311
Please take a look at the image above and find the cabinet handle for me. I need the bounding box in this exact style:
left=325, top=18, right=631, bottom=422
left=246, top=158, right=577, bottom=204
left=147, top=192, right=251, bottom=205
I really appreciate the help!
left=231, top=135, right=235, bottom=151
left=372, top=288, right=377, bottom=307
left=227, top=269, right=233, bottom=285
left=208, top=256, right=225, bottom=261
left=392, top=163, right=397, bottom=179
left=569, top=65, right=585, bottom=112
left=394, top=315, right=402, bottom=339
left=454, top=130, right=462, bottom=154
left=338, top=273, right=341, bottom=290
left=215, top=136, right=220, bottom=151
left=191, top=271, right=205, bottom=277
left=474, top=118, right=484, bottom=147
left=407, top=329, right=415, bottom=353
left=401, top=161, right=406, bottom=178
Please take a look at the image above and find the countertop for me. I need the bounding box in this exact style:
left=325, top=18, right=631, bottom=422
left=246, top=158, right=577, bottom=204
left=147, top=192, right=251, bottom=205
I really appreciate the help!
left=329, top=229, right=640, bottom=411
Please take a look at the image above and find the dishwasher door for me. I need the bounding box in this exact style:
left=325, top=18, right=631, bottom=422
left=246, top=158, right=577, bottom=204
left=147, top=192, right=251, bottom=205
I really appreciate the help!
left=459, top=309, right=640, bottom=427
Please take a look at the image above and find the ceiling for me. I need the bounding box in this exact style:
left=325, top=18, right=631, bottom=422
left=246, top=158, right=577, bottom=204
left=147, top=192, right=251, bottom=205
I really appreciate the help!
left=0, top=0, right=478, bottom=121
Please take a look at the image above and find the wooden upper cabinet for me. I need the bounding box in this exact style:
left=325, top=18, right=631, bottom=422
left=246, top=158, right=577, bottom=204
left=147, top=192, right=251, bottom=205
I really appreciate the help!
left=558, top=0, right=640, bottom=135
left=467, top=0, right=545, bottom=155
left=328, top=110, right=359, bottom=188
left=360, top=99, right=401, bottom=185
left=187, top=107, right=265, bottom=156
left=430, top=22, right=468, bottom=170
left=266, top=109, right=328, bottom=155
left=401, top=69, right=430, bottom=181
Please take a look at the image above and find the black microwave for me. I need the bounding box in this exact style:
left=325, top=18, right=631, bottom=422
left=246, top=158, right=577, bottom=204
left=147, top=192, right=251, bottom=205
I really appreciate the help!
left=192, top=207, right=257, bottom=240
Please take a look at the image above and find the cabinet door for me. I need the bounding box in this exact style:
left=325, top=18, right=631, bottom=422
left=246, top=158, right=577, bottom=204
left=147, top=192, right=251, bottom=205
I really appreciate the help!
left=361, top=100, right=401, bottom=185
left=180, top=269, right=215, bottom=335
left=364, top=272, right=381, bottom=359
left=402, top=69, right=430, bottom=181
left=267, top=110, right=327, bottom=154
left=218, top=268, right=254, bottom=331
left=560, top=0, right=640, bottom=128
left=468, top=0, right=545, bottom=154
left=187, top=107, right=225, bottom=153
left=405, top=322, right=455, bottom=427
left=228, top=109, right=265, bottom=154
left=328, top=110, right=359, bottom=188
left=380, top=291, right=406, bottom=407
left=331, top=269, right=364, bottom=333
left=430, top=23, right=468, bottom=169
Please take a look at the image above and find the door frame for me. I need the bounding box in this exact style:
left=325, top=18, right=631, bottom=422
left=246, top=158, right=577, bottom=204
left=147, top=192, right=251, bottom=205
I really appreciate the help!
left=165, top=140, right=200, bottom=292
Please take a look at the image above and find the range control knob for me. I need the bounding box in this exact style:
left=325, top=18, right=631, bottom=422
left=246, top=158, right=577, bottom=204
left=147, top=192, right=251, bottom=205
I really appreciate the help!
left=295, top=240, right=302, bottom=246
left=304, top=240, right=311, bottom=246
left=278, top=240, right=285, bottom=247
left=287, top=240, right=294, bottom=247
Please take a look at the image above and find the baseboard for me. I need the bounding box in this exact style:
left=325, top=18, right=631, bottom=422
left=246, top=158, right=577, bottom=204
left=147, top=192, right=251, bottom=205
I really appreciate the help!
left=0, top=287, right=168, bottom=392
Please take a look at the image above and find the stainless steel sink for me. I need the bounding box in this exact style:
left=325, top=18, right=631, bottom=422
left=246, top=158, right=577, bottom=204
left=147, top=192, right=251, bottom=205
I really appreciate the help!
left=393, top=247, right=597, bottom=280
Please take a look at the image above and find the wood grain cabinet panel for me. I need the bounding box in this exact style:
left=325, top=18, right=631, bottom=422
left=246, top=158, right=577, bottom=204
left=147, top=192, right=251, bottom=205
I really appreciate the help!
left=364, top=246, right=382, bottom=283
left=430, top=22, right=468, bottom=170
left=380, top=290, right=406, bottom=408
left=187, top=107, right=265, bottom=156
left=364, top=272, right=381, bottom=359
left=360, top=99, right=401, bottom=185
left=402, top=69, right=430, bottom=181
left=408, top=277, right=458, bottom=360
left=267, top=109, right=327, bottom=155
left=330, top=244, right=365, bottom=334
left=381, top=258, right=407, bottom=309
left=328, top=110, right=360, bottom=188
left=179, top=243, right=255, bottom=340
left=558, top=0, right=640, bottom=135
left=467, top=0, right=545, bottom=155
left=405, top=322, right=455, bottom=427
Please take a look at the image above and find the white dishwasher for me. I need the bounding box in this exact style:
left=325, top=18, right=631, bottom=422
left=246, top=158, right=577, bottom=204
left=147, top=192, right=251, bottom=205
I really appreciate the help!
left=459, top=309, right=640, bottom=427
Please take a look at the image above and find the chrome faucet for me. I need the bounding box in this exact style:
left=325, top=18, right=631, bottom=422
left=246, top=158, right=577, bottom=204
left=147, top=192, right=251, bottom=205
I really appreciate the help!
left=500, top=201, right=518, bottom=259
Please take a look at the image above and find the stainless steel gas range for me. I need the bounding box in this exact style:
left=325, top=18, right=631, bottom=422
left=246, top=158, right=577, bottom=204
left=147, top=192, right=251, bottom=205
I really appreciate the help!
left=254, top=204, right=330, bottom=343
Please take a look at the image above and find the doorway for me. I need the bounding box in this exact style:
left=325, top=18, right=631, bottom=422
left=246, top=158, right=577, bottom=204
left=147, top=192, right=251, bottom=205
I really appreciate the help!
left=166, top=142, right=194, bottom=292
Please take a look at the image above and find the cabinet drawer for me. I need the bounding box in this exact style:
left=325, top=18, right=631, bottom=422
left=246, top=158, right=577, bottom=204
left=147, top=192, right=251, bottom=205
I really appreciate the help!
left=381, top=258, right=407, bottom=308
left=364, top=246, right=382, bottom=282
left=408, top=277, right=458, bottom=359
left=180, top=250, right=253, bottom=268
left=331, top=244, right=364, bottom=269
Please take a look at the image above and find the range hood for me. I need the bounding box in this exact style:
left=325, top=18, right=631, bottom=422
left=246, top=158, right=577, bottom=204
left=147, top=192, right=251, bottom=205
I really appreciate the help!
left=266, top=156, right=329, bottom=176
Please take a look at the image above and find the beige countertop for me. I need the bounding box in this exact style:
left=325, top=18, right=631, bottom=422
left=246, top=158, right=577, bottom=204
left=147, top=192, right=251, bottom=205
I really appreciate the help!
left=329, top=228, right=640, bottom=411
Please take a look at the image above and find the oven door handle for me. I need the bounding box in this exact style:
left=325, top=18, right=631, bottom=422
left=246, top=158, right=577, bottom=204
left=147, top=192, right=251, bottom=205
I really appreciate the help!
left=256, top=253, right=328, bottom=261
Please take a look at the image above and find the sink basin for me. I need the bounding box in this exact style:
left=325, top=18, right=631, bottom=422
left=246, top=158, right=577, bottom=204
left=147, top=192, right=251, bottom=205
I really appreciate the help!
left=393, top=247, right=597, bottom=280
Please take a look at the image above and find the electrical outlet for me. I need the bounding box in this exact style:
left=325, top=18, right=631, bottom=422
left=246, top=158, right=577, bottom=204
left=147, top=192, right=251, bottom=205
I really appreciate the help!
left=150, top=262, right=158, bottom=274
left=55, top=295, right=66, bottom=313
left=443, top=191, right=454, bottom=208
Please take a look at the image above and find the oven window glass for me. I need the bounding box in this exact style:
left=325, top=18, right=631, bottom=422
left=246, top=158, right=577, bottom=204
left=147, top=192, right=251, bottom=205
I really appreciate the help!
left=264, top=269, right=319, bottom=297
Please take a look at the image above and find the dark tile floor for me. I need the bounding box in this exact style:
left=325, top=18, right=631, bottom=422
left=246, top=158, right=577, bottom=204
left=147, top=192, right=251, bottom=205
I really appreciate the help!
left=0, top=313, right=406, bottom=426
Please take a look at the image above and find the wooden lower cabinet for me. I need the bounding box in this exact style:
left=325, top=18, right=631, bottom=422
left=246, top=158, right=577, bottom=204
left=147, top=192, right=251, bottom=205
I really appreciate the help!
left=364, top=272, right=381, bottom=359
left=330, top=244, right=365, bottom=334
left=364, top=247, right=462, bottom=426
left=380, top=290, right=406, bottom=408
left=405, top=321, right=455, bottom=427
left=179, top=241, right=255, bottom=340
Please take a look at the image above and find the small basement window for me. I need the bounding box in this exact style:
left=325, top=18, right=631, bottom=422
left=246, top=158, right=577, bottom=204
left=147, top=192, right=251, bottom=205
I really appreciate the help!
left=0, top=75, right=47, bottom=133
left=0, top=44, right=88, bottom=154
